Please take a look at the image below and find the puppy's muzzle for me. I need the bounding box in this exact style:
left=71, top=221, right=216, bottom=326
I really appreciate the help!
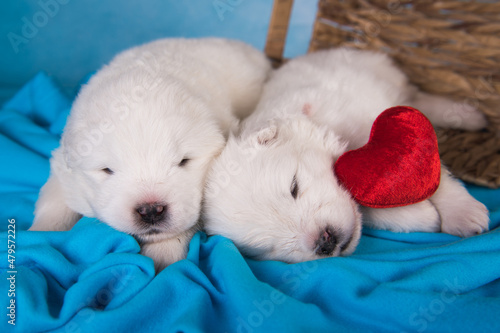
left=315, top=226, right=353, bottom=257
left=135, top=203, right=168, bottom=224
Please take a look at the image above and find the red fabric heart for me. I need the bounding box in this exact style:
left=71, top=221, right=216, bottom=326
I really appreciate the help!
left=334, top=106, right=441, bottom=208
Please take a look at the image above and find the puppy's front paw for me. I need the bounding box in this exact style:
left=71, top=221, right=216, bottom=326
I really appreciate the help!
left=140, top=232, right=194, bottom=273
left=440, top=197, right=489, bottom=237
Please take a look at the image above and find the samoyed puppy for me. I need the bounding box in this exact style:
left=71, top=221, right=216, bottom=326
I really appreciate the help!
left=203, top=48, right=489, bottom=263
left=30, top=38, right=271, bottom=270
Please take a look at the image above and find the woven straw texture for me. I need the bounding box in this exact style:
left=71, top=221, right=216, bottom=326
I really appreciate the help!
left=309, top=0, right=500, bottom=188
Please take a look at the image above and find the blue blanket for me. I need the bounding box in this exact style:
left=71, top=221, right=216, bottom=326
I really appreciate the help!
left=1, top=73, right=500, bottom=333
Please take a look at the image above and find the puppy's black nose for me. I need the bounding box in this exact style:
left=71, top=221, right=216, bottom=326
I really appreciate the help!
left=135, top=203, right=167, bottom=224
left=316, top=227, right=337, bottom=256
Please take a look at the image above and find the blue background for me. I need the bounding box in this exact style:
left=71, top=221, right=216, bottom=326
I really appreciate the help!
left=1, top=2, right=500, bottom=331
left=0, top=0, right=318, bottom=106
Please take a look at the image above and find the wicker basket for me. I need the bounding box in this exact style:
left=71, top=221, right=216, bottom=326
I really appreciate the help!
left=265, top=0, right=500, bottom=188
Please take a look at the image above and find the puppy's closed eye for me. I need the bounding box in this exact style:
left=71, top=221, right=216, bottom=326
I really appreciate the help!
left=102, top=168, right=114, bottom=175
left=178, top=158, right=190, bottom=167
left=291, top=175, right=299, bottom=199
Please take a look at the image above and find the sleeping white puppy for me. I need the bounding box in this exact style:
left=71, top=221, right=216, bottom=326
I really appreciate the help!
left=30, top=38, right=271, bottom=271
left=203, top=48, right=490, bottom=263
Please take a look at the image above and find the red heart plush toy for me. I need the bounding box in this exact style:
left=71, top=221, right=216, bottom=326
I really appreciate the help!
left=334, top=106, right=441, bottom=208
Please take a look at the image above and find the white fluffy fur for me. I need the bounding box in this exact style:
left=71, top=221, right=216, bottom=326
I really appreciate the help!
left=30, top=38, right=271, bottom=271
left=203, top=48, right=489, bottom=263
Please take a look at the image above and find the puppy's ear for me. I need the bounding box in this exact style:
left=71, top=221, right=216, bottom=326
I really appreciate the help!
left=302, top=103, right=313, bottom=117
left=254, top=125, right=278, bottom=146
left=31, top=153, right=82, bottom=231
left=323, top=129, right=348, bottom=157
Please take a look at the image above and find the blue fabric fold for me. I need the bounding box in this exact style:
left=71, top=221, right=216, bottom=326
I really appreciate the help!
left=1, top=73, right=499, bottom=332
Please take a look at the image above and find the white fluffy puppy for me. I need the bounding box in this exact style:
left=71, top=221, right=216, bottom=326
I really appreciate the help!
left=30, top=38, right=271, bottom=270
left=203, top=48, right=489, bottom=263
